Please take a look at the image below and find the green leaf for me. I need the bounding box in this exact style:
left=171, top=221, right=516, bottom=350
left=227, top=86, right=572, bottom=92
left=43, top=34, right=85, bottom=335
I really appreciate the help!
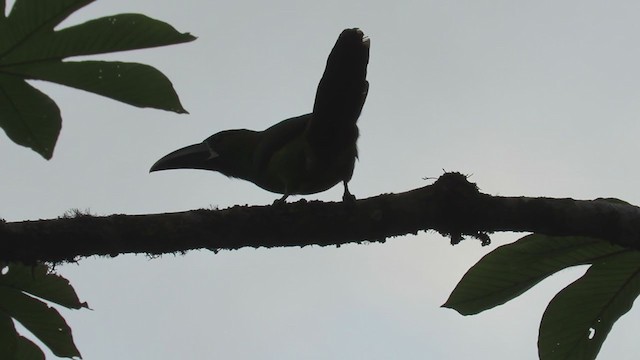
left=443, top=234, right=626, bottom=315
left=0, top=0, right=194, bottom=158
left=1, top=13, right=196, bottom=64
left=0, top=73, right=61, bottom=159
left=7, top=60, right=188, bottom=112
left=538, top=251, right=640, bottom=360
left=0, top=262, right=88, bottom=309
left=0, top=262, right=85, bottom=358
left=0, top=315, right=46, bottom=360
left=0, top=0, right=92, bottom=54
left=0, top=286, right=81, bottom=358
left=0, top=314, right=18, bottom=358
left=15, top=336, right=45, bottom=360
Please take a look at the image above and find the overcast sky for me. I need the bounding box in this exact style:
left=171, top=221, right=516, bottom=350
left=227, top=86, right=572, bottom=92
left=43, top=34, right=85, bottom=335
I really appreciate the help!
left=3, top=0, right=640, bottom=359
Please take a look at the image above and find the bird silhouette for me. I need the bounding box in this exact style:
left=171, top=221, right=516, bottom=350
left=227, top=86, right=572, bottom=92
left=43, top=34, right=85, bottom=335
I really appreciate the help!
left=150, top=28, right=370, bottom=203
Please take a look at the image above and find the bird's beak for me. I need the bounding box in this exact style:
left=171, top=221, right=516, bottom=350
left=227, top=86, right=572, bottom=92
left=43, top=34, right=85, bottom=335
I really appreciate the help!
left=150, top=142, right=218, bottom=172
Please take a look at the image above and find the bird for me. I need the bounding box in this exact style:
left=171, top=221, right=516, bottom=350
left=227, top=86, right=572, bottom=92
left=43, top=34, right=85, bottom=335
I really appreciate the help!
left=150, top=28, right=370, bottom=204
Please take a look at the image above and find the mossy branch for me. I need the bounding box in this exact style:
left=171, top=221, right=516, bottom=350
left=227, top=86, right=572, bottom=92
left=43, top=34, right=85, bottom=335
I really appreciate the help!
left=2, top=172, right=639, bottom=263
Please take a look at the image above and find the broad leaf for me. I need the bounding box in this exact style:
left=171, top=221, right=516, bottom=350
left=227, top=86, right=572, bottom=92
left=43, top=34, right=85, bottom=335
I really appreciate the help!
left=1, top=13, right=195, bottom=63
left=0, top=314, right=18, bottom=358
left=0, top=284, right=80, bottom=358
left=7, top=61, right=187, bottom=113
left=0, top=315, right=43, bottom=359
left=538, top=251, right=640, bottom=360
left=443, top=234, right=626, bottom=315
left=0, top=262, right=87, bottom=309
left=0, top=73, right=61, bottom=159
left=0, top=0, right=195, bottom=158
left=0, top=262, right=85, bottom=358
left=0, top=313, right=47, bottom=359
left=15, top=336, right=45, bottom=360
left=0, top=0, right=90, bottom=54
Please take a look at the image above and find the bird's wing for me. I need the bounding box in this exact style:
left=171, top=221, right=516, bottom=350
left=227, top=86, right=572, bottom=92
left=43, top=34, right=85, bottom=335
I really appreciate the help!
left=252, top=114, right=311, bottom=173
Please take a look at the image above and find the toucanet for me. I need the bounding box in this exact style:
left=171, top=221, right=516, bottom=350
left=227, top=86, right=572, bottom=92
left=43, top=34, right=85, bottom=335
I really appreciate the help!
left=150, top=29, right=370, bottom=203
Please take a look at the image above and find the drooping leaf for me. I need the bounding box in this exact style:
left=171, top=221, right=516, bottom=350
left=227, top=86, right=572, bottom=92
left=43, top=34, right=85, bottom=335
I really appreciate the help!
left=0, top=262, right=88, bottom=309
left=443, top=234, right=626, bottom=315
left=0, top=314, right=18, bottom=358
left=0, top=73, right=61, bottom=159
left=0, top=262, right=85, bottom=358
left=0, top=0, right=195, bottom=158
left=0, top=285, right=81, bottom=358
left=14, top=336, right=45, bottom=360
left=538, top=251, right=640, bottom=360
left=0, top=314, right=46, bottom=360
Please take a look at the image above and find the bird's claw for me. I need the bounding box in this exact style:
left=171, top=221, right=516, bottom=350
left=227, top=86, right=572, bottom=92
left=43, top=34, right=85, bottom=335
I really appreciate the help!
left=342, top=191, right=356, bottom=205
left=272, top=193, right=289, bottom=206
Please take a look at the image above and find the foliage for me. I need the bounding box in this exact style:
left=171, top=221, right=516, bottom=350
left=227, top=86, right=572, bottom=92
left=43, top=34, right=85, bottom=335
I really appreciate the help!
left=444, top=234, right=640, bottom=360
left=0, top=0, right=195, bottom=159
left=0, top=0, right=194, bottom=358
left=0, top=262, right=88, bottom=359
left=2, top=2, right=635, bottom=360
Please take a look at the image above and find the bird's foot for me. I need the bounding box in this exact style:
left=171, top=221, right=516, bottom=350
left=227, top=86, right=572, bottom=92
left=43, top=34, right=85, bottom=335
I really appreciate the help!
left=272, top=194, right=289, bottom=206
left=342, top=191, right=356, bottom=209
left=342, top=192, right=356, bottom=202
left=342, top=181, right=356, bottom=205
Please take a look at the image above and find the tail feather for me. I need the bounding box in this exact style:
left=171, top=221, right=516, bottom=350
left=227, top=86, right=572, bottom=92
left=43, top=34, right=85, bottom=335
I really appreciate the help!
left=308, top=28, right=370, bottom=144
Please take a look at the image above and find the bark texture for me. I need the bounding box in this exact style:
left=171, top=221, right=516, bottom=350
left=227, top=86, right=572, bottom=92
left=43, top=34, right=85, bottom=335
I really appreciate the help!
left=2, top=172, right=639, bottom=263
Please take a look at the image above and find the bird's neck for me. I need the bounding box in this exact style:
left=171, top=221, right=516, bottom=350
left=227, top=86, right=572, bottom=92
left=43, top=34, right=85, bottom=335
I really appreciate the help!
left=215, top=130, right=261, bottom=181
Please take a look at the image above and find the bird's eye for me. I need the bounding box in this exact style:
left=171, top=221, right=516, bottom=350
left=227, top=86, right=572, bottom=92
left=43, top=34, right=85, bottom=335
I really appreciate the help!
left=205, top=142, right=219, bottom=159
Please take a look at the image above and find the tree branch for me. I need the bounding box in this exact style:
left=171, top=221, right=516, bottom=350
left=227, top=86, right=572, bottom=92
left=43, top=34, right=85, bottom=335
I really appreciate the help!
left=2, top=172, right=639, bottom=264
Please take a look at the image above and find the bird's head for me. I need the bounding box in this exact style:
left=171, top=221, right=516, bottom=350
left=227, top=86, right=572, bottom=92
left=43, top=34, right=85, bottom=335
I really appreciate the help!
left=150, top=129, right=260, bottom=179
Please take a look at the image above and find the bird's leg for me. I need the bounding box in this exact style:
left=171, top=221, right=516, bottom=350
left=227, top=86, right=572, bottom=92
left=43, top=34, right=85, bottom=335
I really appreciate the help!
left=273, top=191, right=289, bottom=206
left=342, top=181, right=356, bottom=203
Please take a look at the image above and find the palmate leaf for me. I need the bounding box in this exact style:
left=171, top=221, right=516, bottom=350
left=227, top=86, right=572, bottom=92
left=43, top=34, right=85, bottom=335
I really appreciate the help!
left=0, top=262, right=87, bottom=359
left=444, top=234, right=640, bottom=360
left=0, top=0, right=196, bottom=159
left=443, top=234, right=626, bottom=315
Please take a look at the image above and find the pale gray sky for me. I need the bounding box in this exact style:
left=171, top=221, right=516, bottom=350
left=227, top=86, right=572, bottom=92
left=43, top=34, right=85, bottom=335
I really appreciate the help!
left=3, top=0, right=640, bottom=359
